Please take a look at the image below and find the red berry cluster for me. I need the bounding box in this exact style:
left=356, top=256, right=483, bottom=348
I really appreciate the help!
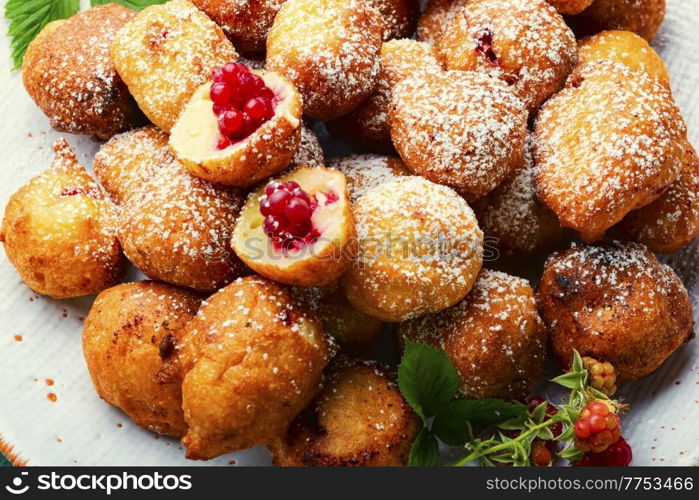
left=210, top=63, right=276, bottom=148
left=526, top=396, right=562, bottom=466
left=574, top=401, right=621, bottom=453
left=578, top=436, right=632, bottom=466
left=260, top=181, right=319, bottom=251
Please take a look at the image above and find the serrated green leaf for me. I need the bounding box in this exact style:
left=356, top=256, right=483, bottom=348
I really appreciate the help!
left=432, top=398, right=526, bottom=446
left=551, top=371, right=583, bottom=389
left=5, top=0, right=80, bottom=69
left=398, top=339, right=460, bottom=420
left=90, top=0, right=168, bottom=10
left=408, top=428, right=439, bottom=467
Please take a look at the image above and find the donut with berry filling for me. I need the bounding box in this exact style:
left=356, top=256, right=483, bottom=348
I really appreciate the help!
left=576, top=30, right=669, bottom=84
left=533, top=61, right=687, bottom=242
left=117, top=156, right=247, bottom=292
left=93, top=126, right=172, bottom=205
left=111, top=0, right=238, bottom=133
left=232, top=166, right=355, bottom=286
left=342, top=176, right=484, bottom=322
left=266, top=0, right=383, bottom=121
left=371, top=0, right=420, bottom=41
left=179, top=276, right=334, bottom=459
left=170, top=64, right=302, bottom=187
left=287, top=123, right=325, bottom=170
left=439, top=0, right=577, bottom=113
left=269, top=357, right=421, bottom=466
left=292, top=284, right=385, bottom=354
left=343, top=39, right=444, bottom=147
left=567, top=0, right=665, bottom=42
left=190, top=0, right=285, bottom=53
left=0, top=139, right=124, bottom=299
left=22, top=4, right=142, bottom=140
left=83, top=281, right=202, bottom=438
left=538, top=242, right=695, bottom=382
left=399, top=269, right=547, bottom=399
left=546, top=0, right=593, bottom=15
left=615, top=144, right=699, bottom=254
left=389, top=70, right=527, bottom=201
left=328, top=154, right=410, bottom=204
left=417, top=0, right=470, bottom=47
left=472, top=133, right=571, bottom=256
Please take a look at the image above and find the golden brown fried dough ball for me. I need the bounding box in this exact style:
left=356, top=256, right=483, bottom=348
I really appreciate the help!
left=533, top=61, right=686, bottom=242
left=567, top=0, right=666, bottom=42
left=1, top=140, right=124, bottom=299
left=576, top=30, right=669, bottom=84
left=342, top=176, right=484, bottom=322
left=439, top=0, right=577, bottom=113
left=179, top=276, right=334, bottom=459
left=266, top=0, right=383, bottom=121
left=344, top=39, right=443, bottom=145
left=417, top=0, right=470, bottom=47
left=615, top=144, right=699, bottom=254
left=328, top=154, right=410, bottom=203
left=473, top=134, right=571, bottom=256
left=22, top=4, right=142, bottom=140
left=538, top=242, right=695, bottom=382
left=269, top=358, right=421, bottom=466
left=191, top=0, right=285, bottom=53
left=546, top=0, right=593, bottom=15
left=292, top=284, right=385, bottom=354
left=371, top=0, right=420, bottom=41
left=399, top=270, right=547, bottom=399
left=118, top=158, right=247, bottom=292
left=93, top=126, right=172, bottom=205
left=288, top=123, right=325, bottom=170
left=83, top=281, right=202, bottom=438
left=389, top=70, right=527, bottom=201
left=111, top=0, right=238, bottom=132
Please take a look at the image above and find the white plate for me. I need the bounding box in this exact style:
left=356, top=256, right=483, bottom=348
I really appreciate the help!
left=0, top=0, right=698, bottom=466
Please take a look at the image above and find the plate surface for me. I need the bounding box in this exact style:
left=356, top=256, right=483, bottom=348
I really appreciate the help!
left=0, top=0, right=698, bottom=466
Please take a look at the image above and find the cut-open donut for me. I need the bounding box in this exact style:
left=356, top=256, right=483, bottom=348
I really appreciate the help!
left=232, top=166, right=356, bottom=286
left=170, top=63, right=302, bottom=187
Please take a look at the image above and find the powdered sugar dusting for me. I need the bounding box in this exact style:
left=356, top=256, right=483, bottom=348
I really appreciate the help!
left=328, top=154, right=408, bottom=202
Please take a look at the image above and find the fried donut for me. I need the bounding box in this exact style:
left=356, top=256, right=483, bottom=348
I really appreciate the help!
left=371, top=0, right=420, bottom=41
left=328, top=154, right=410, bottom=203
left=472, top=134, right=571, bottom=256
left=538, top=242, right=694, bottom=382
left=1, top=139, right=124, bottom=299
left=83, top=281, right=202, bottom=438
left=399, top=269, right=547, bottom=399
left=111, top=0, right=238, bottom=132
left=576, top=30, right=669, bottom=84
left=118, top=157, right=247, bottom=292
left=417, top=0, right=469, bottom=47
left=342, top=176, right=484, bottom=322
left=615, top=144, right=699, bottom=254
left=22, top=4, right=142, bottom=140
left=567, top=0, right=666, bottom=42
left=93, top=126, right=172, bottom=205
left=547, top=0, right=593, bottom=15
left=288, top=123, right=325, bottom=170
left=269, top=358, right=421, bottom=466
left=292, top=284, right=385, bottom=354
left=191, top=0, right=285, bottom=52
left=179, top=276, right=334, bottom=459
left=343, top=39, right=443, bottom=146
left=533, top=61, right=686, bottom=242
left=389, top=70, right=527, bottom=201
left=266, top=0, right=383, bottom=121
left=439, top=0, right=577, bottom=112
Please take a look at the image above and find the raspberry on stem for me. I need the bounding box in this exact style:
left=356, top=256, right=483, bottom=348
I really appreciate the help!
left=574, top=401, right=621, bottom=453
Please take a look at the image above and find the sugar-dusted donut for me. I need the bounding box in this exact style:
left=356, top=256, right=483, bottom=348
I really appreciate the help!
left=567, top=0, right=666, bottom=42
left=328, top=154, right=410, bottom=203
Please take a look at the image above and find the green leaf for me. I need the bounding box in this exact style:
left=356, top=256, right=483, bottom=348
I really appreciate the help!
left=90, top=0, right=168, bottom=10
left=5, top=0, right=80, bottom=69
left=408, top=428, right=440, bottom=467
left=432, top=398, right=526, bottom=446
left=551, top=372, right=582, bottom=389
left=398, top=339, right=460, bottom=420
left=530, top=401, right=548, bottom=423
left=571, top=349, right=584, bottom=373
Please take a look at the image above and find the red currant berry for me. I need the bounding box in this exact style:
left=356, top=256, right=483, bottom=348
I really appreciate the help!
left=218, top=109, right=244, bottom=137
left=531, top=440, right=552, bottom=467
left=285, top=198, right=312, bottom=223
left=210, top=82, right=233, bottom=105
left=266, top=189, right=292, bottom=214
left=245, top=97, right=268, bottom=121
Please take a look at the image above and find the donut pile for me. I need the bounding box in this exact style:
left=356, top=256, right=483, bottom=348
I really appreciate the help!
left=2, top=0, right=696, bottom=466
